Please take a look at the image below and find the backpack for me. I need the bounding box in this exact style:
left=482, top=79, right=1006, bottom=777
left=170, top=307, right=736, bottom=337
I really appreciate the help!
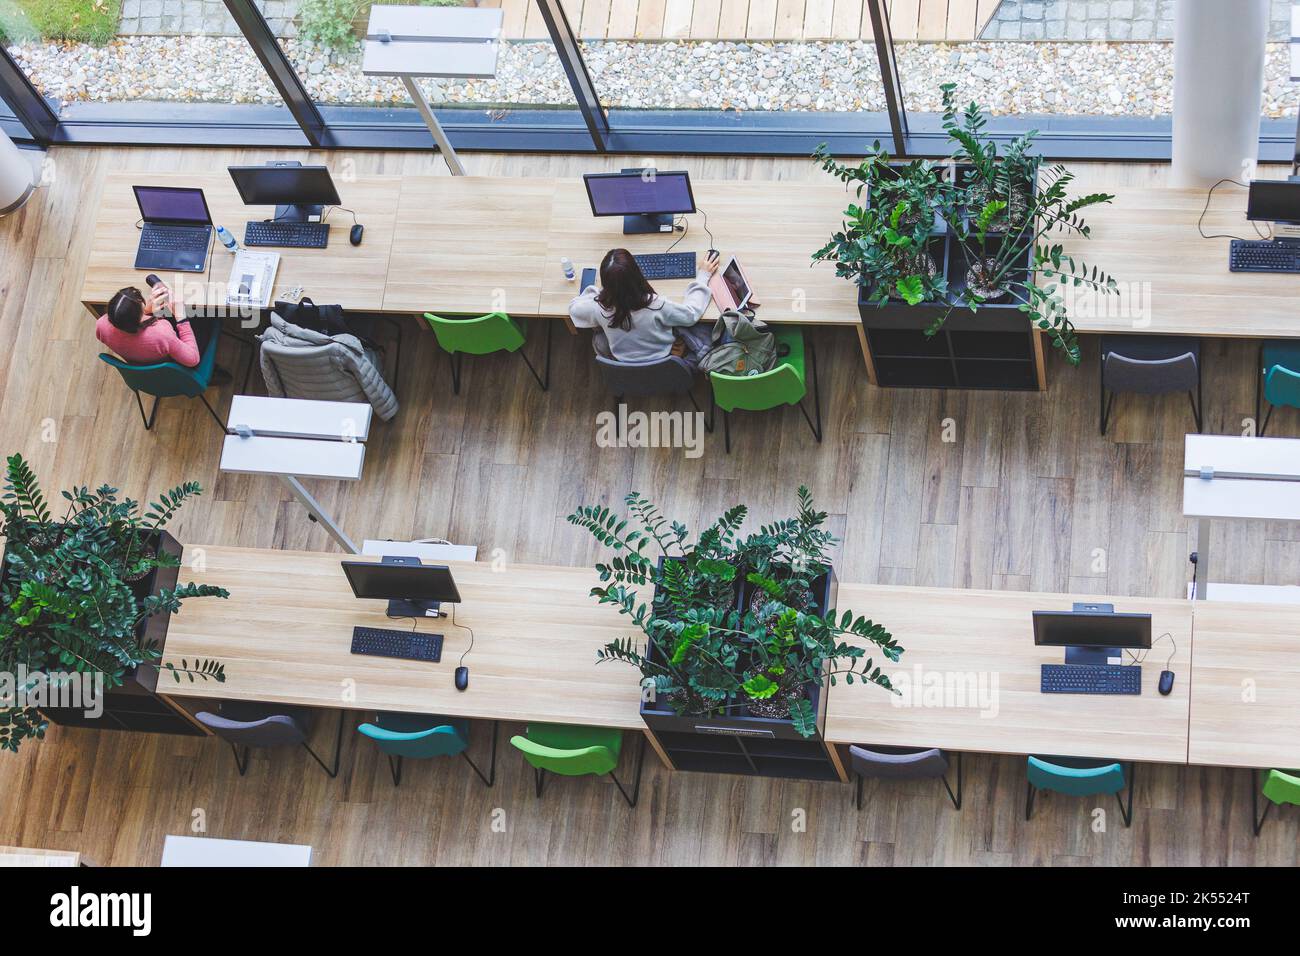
left=698, top=308, right=778, bottom=376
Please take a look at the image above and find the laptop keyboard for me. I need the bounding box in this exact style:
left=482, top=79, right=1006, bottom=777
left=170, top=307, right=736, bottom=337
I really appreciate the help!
left=139, top=225, right=211, bottom=251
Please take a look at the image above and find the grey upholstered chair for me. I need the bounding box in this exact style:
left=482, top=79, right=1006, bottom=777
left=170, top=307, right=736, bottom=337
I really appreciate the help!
left=1099, top=335, right=1202, bottom=435
left=594, top=354, right=714, bottom=432
left=848, top=744, right=963, bottom=811
left=195, top=700, right=346, bottom=779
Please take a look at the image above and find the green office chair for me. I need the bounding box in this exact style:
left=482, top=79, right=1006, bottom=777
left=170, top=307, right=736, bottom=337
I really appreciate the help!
left=99, top=325, right=227, bottom=432
left=509, top=723, right=646, bottom=808
left=423, top=311, right=552, bottom=395
left=357, top=713, right=498, bottom=787
left=1256, top=341, right=1300, bottom=436
left=709, top=326, right=821, bottom=454
left=1025, top=755, right=1135, bottom=828
left=1251, top=768, right=1300, bottom=836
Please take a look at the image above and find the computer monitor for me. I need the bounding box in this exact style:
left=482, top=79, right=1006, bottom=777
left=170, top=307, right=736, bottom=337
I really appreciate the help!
left=341, top=557, right=462, bottom=619
left=228, top=163, right=342, bottom=223
left=583, top=170, right=696, bottom=235
left=1246, top=179, right=1300, bottom=226
left=1033, top=603, right=1151, bottom=666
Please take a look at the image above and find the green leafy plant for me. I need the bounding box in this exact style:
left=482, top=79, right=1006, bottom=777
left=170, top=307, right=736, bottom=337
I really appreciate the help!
left=0, top=0, right=120, bottom=46
left=568, top=487, right=903, bottom=738
left=298, top=0, right=363, bottom=48
left=0, top=454, right=227, bottom=753
left=812, top=143, right=953, bottom=309
left=813, top=85, right=1118, bottom=366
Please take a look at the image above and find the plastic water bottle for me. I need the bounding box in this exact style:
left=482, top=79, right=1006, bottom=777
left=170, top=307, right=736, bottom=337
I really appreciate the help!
left=216, top=225, right=239, bottom=252
left=560, top=257, right=576, bottom=281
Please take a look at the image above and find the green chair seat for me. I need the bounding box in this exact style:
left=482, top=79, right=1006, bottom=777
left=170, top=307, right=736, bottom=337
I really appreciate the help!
left=1256, top=341, right=1300, bottom=435
left=1025, top=755, right=1135, bottom=827
left=708, top=326, right=821, bottom=453
left=357, top=712, right=497, bottom=787
left=423, top=311, right=550, bottom=394
left=1253, top=768, right=1300, bottom=835
left=509, top=722, right=645, bottom=807
left=98, top=325, right=227, bottom=432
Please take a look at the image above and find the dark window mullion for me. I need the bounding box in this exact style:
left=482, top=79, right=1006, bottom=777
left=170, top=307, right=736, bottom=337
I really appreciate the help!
left=534, top=0, right=609, bottom=152
left=866, top=0, right=908, bottom=156
left=0, top=46, right=57, bottom=146
left=224, top=0, right=329, bottom=147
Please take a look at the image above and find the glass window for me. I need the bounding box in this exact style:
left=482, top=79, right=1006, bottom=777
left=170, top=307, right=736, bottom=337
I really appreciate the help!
left=575, top=0, right=886, bottom=118
left=277, top=0, right=575, bottom=111
left=1, top=0, right=286, bottom=120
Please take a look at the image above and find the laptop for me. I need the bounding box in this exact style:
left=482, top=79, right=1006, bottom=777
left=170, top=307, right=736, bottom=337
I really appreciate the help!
left=133, top=185, right=213, bottom=273
left=709, top=255, right=757, bottom=311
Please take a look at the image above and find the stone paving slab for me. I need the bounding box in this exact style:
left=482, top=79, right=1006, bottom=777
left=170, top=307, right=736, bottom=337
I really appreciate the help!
left=120, top=0, right=298, bottom=36
left=982, top=0, right=1293, bottom=41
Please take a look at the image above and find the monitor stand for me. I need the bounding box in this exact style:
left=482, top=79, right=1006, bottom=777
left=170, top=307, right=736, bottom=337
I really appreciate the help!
left=378, top=554, right=441, bottom=618
left=623, top=213, right=674, bottom=235
left=274, top=203, right=324, bottom=224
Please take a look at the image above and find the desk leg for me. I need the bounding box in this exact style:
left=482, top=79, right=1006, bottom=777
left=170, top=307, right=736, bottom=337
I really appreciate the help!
left=855, top=324, right=878, bottom=385
left=564, top=315, right=577, bottom=336
left=280, top=475, right=360, bottom=555
left=824, top=741, right=850, bottom=783
left=1194, top=517, right=1211, bottom=601
left=642, top=728, right=675, bottom=771
left=400, top=76, right=466, bottom=176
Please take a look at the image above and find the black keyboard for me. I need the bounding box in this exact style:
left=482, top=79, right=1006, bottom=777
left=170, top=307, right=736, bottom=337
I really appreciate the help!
left=351, top=626, right=443, bottom=663
left=634, top=252, right=696, bottom=280
left=139, top=224, right=210, bottom=251
left=1041, top=663, right=1141, bottom=695
left=244, top=220, right=330, bottom=249
left=1229, top=239, right=1300, bottom=273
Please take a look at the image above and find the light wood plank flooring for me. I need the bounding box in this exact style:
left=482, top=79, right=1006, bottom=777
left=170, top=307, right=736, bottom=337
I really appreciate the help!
left=0, top=148, right=1294, bottom=866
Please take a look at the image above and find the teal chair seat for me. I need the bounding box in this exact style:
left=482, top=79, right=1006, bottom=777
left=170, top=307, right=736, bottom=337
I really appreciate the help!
left=509, top=722, right=646, bottom=807
left=423, top=311, right=551, bottom=394
left=1256, top=341, right=1300, bottom=436
left=99, top=324, right=227, bottom=432
left=1252, top=768, right=1300, bottom=836
left=708, top=325, right=821, bottom=453
left=1025, top=755, right=1135, bottom=827
left=357, top=712, right=497, bottom=787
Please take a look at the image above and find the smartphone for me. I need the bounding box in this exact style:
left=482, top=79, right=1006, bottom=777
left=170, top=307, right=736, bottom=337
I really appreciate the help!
left=581, top=267, right=596, bottom=290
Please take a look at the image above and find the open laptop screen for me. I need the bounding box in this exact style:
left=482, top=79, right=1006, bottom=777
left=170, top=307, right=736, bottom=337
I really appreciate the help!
left=134, top=186, right=211, bottom=225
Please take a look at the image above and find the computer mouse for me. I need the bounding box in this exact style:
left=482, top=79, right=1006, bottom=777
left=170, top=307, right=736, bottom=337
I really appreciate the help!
left=455, top=666, right=469, bottom=691
left=349, top=223, right=364, bottom=246
left=1158, top=670, right=1175, bottom=695
left=706, top=248, right=720, bottom=261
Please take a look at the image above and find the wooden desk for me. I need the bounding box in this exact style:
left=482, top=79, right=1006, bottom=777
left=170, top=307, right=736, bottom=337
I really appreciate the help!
left=384, top=176, right=556, bottom=316
left=161, top=545, right=646, bottom=731
left=1061, top=185, right=1300, bottom=337
left=79, top=171, right=401, bottom=314
left=0, top=846, right=82, bottom=867
left=1188, top=601, right=1300, bottom=769
left=824, top=585, right=1194, bottom=764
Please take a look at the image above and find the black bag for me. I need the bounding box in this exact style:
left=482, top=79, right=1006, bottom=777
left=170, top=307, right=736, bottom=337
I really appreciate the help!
left=272, top=297, right=349, bottom=337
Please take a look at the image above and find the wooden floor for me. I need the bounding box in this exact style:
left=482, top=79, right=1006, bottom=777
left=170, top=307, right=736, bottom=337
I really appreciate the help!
left=0, top=147, right=1295, bottom=866
left=503, top=0, right=1000, bottom=41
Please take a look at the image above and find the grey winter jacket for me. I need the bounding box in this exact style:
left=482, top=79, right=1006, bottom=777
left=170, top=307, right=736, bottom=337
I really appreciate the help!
left=258, top=313, right=399, bottom=421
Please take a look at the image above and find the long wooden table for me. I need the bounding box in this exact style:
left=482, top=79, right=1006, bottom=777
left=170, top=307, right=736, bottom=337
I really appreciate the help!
left=162, top=545, right=1300, bottom=772
left=824, top=585, right=1195, bottom=764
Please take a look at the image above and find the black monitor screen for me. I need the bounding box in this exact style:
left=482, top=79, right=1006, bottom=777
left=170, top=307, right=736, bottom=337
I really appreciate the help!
left=341, top=561, right=462, bottom=604
left=134, top=186, right=211, bottom=224
left=584, top=172, right=695, bottom=217
left=1246, top=180, right=1300, bottom=223
left=228, top=165, right=342, bottom=207
left=1032, top=611, right=1151, bottom=650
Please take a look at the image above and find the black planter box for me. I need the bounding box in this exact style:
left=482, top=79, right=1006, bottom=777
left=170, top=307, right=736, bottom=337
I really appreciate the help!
left=640, top=563, right=841, bottom=781
left=855, top=160, right=1042, bottom=391
left=1, top=529, right=205, bottom=736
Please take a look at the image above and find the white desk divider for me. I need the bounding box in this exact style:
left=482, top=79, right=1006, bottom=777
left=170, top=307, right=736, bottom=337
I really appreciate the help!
left=162, top=835, right=311, bottom=867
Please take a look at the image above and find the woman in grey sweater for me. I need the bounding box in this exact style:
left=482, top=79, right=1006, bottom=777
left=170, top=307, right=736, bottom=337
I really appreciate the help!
left=569, top=248, right=719, bottom=367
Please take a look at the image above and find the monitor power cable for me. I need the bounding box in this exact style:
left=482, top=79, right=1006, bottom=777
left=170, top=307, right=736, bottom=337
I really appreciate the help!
left=1198, top=178, right=1270, bottom=242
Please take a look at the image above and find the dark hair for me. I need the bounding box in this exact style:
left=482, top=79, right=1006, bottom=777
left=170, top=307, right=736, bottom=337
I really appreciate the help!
left=596, top=248, right=655, bottom=331
left=106, top=287, right=152, bottom=334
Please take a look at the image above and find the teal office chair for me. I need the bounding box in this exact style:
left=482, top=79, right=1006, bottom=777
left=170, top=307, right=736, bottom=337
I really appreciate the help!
left=1255, top=341, right=1300, bottom=435
left=423, top=311, right=552, bottom=395
left=1251, top=768, right=1300, bottom=836
left=1025, top=755, right=1135, bottom=828
left=709, top=326, right=821, bottom=454
left=509, top=723, right=646, bottom=808
left=356, top=713, right=498, bottom=787
left=98, top=322, right=227, bottom=432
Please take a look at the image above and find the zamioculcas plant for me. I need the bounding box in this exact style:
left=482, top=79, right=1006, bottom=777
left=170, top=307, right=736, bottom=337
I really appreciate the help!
left=0, top=454, right=228, bottom=752
left=567, top=487, right=903, bottom=738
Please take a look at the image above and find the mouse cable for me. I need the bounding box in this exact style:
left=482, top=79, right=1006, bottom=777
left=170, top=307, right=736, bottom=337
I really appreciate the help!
left=1125, top=631, right=1175, bottom=670
left=321, top=205, right=358, bottom=226
left=1197, top=178, right=1270, bottom=242
left=665, top=213, right=688, bottom=252
left=697, top=203, right=715, bottom=251
left=450, top=603, right=475, bottom=667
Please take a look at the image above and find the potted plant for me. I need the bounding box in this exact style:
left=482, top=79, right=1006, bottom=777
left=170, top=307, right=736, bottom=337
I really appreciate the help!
left=814, top=84, right=1120, bottom=390
left=567, top=487, right=902, bottom=777
left=0, top=454, right=228, bottom=752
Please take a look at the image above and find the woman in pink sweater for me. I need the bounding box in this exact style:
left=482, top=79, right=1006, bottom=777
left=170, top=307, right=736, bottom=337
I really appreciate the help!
left=95, top=280, right=204, bottom=367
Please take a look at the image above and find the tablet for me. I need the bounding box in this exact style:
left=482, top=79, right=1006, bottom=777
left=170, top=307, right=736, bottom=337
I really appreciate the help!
left=710, top=255, right=753, bottom=311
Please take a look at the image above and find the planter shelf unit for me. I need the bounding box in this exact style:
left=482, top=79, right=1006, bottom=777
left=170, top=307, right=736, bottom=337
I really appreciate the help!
left=857, top=163, right=1046, bottom=392
left=640, top=568, right=842, bottom=782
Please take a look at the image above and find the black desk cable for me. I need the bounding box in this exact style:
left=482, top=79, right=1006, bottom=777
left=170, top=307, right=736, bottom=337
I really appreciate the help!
left=1124, top=631, right=1176, bottom=670
left=1198, top=178, right=1270, bottom=242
